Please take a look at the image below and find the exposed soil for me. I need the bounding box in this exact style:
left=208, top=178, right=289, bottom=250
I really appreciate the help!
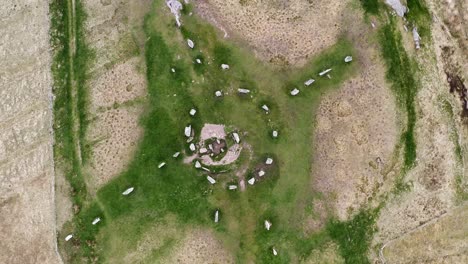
left=195, top=0, right=352, bottom=66
left=312, top=8, right=399, bottom=221
left=167, top=229, right=235, bottom=264
left=82, top=0, right=151, bottom=191
left=198, top=124, right=242, bottom=166
left=0, top=1, right=61, bottom=263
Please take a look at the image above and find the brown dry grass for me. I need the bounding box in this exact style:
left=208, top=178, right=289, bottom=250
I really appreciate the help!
left=383, top=203, right=468, bottom=263
left=196, top=0, right=352, bottom=66
left=82, top=0, right=150, bottom=190
left=312, top=8, right=399, bottom=221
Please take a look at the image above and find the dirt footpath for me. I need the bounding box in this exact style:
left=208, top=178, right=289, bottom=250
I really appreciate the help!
left=0, top=2, right=61, bottom=263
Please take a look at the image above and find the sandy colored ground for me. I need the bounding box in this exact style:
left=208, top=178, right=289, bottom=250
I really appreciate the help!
left=196, top=0, right=352, bottom=66
left=312, top=8, right=399, bottom=221
left=382, top=203, right=468, bottom=263
left=167, top=229, right=235, bottom=264
left=0, top=1, right=61, bottom=263
left=82, top=0, right=151, bottom=191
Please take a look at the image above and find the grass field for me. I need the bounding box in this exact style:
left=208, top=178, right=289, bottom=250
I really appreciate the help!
left=53, top=0, right=414, bottom=263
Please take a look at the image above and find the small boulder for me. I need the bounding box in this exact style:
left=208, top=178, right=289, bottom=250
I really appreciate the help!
left=187, top=39, right=194, bottom=49
left=207, top=176, right=216, bottom=184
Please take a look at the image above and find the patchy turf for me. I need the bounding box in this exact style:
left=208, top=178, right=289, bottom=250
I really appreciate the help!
left=59, top=0, right=362, bottom=262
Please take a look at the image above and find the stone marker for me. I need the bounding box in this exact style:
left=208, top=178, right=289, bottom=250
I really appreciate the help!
left=304, top=79, right=315, bottom=86
left=65, top=234, right=73, bottom=241
left=413, top=27, right=421, bottom=49
left=196, top=58, right=202, bottom=64
left=122, top=187, right=134, bottom=196
left=184, top=125, right=192, bottom=137
left=189, top=108, right=197, bottom=116
left=238, top=88, right=250, bottom=94
left=273, top=248, right=278, bottom=256
left=228, top=185, right=237, bottom=190
left=221, top=64, right=230, bottom=70
left=262, top=104, right=270, bottom=112
left=207, top=176, right=216, bottom=184
left=264, top=220, right=272, bottom=230
left=200, top=147, right=208, bottom=154
left=187, top=39, right=194, bottom=49
left=171, top=68, right=176, bottom=73
left=92, top=217, right=101, bottom=225
left=173, top=152, right=180, bottom=158
left=266, top=158, right=273, bottom=165
left=248, top=177, right=255, bottom=185
left=258, top=170, right=265, bottom=177
left=344, top=56, right=353, bottom=63
left=319, top=68, right=332, bottom=76
left=158, top=162, right=166, bottom=168
left=189, top=143, right=196, bottom=152
left=290, top=88, right=300, bottom=96
left=166, top=0, right=183, bottom=27
left=214, top=210, right=219, bottom=223
left=215, top=90, right=222, bottom=97
left=195, top=161, right=202, bottom=168
left=385, top=0, right=407, bottom=17
left=272, top=130, right=278, bottom=138
left=232, top=132, right=240, bottom=144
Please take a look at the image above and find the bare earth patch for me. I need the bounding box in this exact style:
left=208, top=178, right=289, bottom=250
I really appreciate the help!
left=0, top=1, right=60, bottom=263
left=195, top=0, right=351, bottom=65
left=82, top=0, right=151, bottom=190
left=167, top=229, right=235, bottom=264
left=312, top=11, right=398, bottom=221
left=86, top=107, right=143, bottom=189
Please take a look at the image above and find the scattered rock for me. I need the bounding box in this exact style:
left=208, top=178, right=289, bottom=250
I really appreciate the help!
left=290, top=88, right=300, bottom=96
left=207, top=176, right=216, bottom=184
left=187, top=39, right=194, bottom=49
left=319, top=68, right=332, bottom=76
left=122, top=187, right=134, bottom=196
left=304, top=79, right=315, bottom=86
left=92, top=217, right=101, bottom=225
left=248, top=177, right=255, bottom=185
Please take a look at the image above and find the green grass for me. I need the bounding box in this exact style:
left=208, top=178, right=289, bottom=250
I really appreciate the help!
left=406, top=0, right=431, bottom=37
left=50, top=0, right=89, bottom=208
left=60, top=0, right=361, bottom=262
left=74, top=0, right=94, bottom=164
left=327, top=209, right=379, bottom=264
left=358, top=0, right=380, bottom=15
left=50, top=0, right=101, bottom=261
left=379, top=19, right=418, bottom=171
